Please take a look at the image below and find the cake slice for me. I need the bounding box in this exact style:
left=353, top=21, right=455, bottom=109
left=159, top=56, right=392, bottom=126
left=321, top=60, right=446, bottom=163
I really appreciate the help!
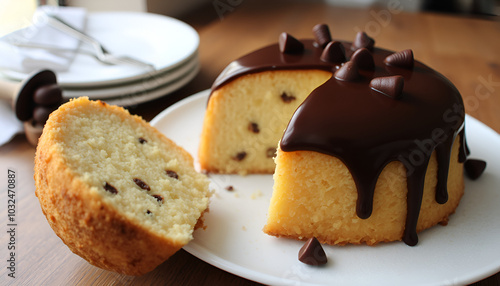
left=34, top=97, right=211, bottom=275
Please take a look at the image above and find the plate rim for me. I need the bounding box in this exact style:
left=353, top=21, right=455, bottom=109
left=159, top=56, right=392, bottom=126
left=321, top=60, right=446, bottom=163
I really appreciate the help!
left=101, top=61, right=199, bottom=107
left=62, top=53, right=199, bottom=99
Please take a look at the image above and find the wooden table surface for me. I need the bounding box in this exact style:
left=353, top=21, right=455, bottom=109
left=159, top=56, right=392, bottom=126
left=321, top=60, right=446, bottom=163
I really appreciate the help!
left=1, top=1, right=499, bottom=285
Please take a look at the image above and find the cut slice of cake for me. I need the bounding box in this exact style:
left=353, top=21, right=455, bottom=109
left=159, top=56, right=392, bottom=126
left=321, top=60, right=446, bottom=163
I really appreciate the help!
left=34, top=97, right=211, bottom=275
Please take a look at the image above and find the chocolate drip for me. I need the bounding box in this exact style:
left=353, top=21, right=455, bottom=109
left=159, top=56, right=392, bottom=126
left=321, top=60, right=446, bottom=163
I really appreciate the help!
left=211, top=38, right=467, bottom=246
left=402, top=156, right=428, bottom=246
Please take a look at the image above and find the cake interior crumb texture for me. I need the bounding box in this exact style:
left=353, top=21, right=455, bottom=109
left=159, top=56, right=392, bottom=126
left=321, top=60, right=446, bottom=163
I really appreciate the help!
left=199, top=69, right=332, bottom=174
left=51, top=98, right=210, bottom=244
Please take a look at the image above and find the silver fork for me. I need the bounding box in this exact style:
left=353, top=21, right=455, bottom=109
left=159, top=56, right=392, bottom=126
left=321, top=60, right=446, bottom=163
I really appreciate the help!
left=46, top=14, right=156, bottom=71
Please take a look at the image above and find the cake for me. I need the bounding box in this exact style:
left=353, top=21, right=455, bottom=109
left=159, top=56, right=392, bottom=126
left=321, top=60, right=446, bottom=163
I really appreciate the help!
left=200, top=24, right=468, bottom=246
left=34, top=97, right=211, bottom=275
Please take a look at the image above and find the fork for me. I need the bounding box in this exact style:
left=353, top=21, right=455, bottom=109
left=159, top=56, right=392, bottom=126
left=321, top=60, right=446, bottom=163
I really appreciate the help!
left=46, top=14, right=156, bottom=71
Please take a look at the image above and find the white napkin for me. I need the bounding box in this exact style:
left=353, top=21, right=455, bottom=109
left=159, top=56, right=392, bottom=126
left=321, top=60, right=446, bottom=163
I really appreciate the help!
left=0, top=6, right=87, bottom=74
left=0, top=100, right=23, bottom=146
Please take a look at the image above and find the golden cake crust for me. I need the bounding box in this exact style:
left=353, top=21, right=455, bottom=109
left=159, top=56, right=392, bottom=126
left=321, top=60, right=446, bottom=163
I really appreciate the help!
left=34, top=97, right=210, bottom=275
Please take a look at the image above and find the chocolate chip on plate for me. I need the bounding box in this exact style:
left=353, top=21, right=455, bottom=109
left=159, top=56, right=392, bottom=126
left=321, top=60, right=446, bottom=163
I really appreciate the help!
left=464, top=159, right=487, bottom=180
left=298, top=237, right=328, bottom=265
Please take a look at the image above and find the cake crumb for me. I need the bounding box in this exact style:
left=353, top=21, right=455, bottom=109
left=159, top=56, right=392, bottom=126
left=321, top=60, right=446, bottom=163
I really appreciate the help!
left=251, top=190, right=263, bottom=199
left=242, top=226, right=247, bottom=231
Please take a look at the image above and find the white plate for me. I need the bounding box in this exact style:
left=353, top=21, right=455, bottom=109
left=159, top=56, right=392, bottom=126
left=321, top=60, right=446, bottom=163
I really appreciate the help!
left=100, top=61, right=199, bottom=107
left=62, top=53, right=198, bottom=99
left=2, top=12, right=199, bottom=88
left=151, top=89, right=500, bottom=286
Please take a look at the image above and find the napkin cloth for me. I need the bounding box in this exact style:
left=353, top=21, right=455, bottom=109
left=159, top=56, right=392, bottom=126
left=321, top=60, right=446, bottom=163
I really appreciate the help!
left=0, top=100, right=23, bottom=146
left=0, top=6, right=87, bottom=73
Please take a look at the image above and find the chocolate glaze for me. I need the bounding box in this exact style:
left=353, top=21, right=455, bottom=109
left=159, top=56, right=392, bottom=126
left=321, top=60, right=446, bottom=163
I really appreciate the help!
left=211, top=39, right=467, bottom=246
left=212, top=41, right=334, bottom=90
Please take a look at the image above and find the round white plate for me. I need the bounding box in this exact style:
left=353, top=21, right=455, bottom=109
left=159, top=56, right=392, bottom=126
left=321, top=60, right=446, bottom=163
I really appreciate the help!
left=101, top=61, right=199, bottom=107
left=2, top=12, right=199, bottom=87
left=62, top=53, right=198, bottom=99
left=151, top=89, right=500, bottom=286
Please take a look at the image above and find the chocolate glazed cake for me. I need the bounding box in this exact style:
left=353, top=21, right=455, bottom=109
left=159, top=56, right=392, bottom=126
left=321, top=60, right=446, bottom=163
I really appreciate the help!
left=278, top=40, right=468, bottom=246
left=201, top=24, right=469, bottom=245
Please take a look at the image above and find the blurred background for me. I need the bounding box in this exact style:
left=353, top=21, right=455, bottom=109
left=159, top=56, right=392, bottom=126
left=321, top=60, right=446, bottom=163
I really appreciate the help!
left=1, top=0, right=498, bottom=37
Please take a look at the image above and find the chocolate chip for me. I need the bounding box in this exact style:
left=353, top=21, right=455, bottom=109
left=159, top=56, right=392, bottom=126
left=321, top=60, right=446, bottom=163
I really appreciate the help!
left=369, top=75, right=404, bottom=99
left=248, top=122, right=260, bottom=133
left=312, top=24, right=332, bottom=48
left=233, top=151, right=247, bottom=161
left=152, top=194, right=163, bottom=203
left=133, top=178, right=151, bottom=191
left=165, top=170, right=179, bottom=179
left=320, top=41, right=346, bottom=63
left=33, top=105, right=57, bottom=125
left=464, top=159, right=487, bottom=180
left=138, top=137, right=147, bottom=144
left=298, top=237, right=327, bottom=265
left=334, top=61, right=359, bottom=81
left=384, top=49, right=414, bottom=68
left=266, top=147, right=276, bottom=158
left=33, top=84, right=63, bottom=106
left=352, top=31, right=375, bottom=51
left=146, top=210, right=152, bottom=215
left=350, top=48, right=375, bottom=70
left=225, top=186, right=234, bottom=191
left=278, top=32, right=304, bottom=54
left=280, top=92, right=296, bottom=103
left=104, top=182, right=118, bottom=194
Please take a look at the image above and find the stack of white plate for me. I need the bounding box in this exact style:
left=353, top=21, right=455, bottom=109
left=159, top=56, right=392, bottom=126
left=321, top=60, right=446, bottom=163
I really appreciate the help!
left=2, top=12, right=200, bottom=107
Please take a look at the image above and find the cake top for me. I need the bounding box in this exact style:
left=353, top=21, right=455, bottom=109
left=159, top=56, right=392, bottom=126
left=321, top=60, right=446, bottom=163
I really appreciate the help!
left=212, top=24, right=469, bottom=246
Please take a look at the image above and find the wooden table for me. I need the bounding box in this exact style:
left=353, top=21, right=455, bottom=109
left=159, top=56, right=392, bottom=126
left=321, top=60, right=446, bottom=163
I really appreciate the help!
left=1, top=1, right=499, bottom=285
